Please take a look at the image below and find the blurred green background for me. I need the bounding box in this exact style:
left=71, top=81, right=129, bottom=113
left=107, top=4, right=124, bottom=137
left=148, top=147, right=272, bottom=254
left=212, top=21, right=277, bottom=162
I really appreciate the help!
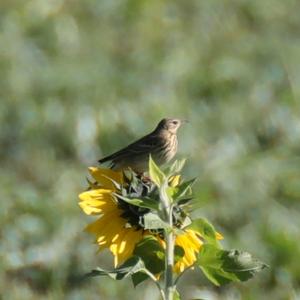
left=1, top=0, right=300, bottom=299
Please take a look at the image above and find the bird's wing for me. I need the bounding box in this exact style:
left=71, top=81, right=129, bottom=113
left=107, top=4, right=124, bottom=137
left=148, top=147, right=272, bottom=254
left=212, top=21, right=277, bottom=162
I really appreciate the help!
left=98, top=133, right=162, bottom=164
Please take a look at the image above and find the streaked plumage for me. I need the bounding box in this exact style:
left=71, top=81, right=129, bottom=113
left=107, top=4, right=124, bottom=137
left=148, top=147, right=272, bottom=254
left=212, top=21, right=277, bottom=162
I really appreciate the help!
left=98, top=118, right=184, bottom=173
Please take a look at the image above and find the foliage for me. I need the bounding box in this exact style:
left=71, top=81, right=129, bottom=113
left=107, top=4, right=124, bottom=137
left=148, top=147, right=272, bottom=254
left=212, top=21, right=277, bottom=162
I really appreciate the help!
left=197, top=245, right=267, bottom=286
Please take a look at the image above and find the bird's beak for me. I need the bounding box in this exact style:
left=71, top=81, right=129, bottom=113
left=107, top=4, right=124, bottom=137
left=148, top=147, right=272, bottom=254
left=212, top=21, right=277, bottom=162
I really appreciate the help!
left=181, top=119, right=189, bottom=124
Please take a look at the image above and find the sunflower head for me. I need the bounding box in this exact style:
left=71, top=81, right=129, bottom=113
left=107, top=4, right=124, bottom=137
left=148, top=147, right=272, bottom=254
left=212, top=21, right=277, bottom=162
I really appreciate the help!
left=79, top=158, right=268, bottom=295
left=79, top=160, right=222, bottom=277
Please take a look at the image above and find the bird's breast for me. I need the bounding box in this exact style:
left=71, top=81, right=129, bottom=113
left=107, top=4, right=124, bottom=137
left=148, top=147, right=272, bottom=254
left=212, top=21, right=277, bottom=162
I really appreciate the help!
left=153, top=134, right=177, bottom=165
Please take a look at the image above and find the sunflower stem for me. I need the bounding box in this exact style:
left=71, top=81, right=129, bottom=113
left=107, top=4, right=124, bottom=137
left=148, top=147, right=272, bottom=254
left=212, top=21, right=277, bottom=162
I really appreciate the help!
left=160, top=181, right=175, bottom=300
left=165, top=212, right=175, bottom=300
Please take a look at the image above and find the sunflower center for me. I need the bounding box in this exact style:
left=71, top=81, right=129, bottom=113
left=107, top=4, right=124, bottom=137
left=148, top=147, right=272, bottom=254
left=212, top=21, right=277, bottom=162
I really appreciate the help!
left=118, top=200, right=150, bottom=228
left=115, top=172, right=188, bottom=231
left=116, top=175, right=155, bottom=229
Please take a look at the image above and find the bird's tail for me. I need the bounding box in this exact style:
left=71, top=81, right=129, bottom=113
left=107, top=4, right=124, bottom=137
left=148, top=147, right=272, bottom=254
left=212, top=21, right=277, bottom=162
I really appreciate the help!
left=98, top=155, right=112, bottom=164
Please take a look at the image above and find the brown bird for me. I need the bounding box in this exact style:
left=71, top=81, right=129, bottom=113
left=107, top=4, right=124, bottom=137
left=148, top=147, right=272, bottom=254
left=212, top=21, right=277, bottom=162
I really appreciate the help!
left=98, top=118, right=185, bottom=173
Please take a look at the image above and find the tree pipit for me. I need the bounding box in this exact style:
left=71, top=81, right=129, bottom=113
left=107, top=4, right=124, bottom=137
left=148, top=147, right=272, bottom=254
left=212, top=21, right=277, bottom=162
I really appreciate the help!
left=98, top=118, right=186, bottom=173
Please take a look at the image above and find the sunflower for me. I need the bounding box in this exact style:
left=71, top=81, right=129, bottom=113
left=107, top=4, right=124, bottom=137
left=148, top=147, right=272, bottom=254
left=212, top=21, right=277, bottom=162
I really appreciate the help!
left=79, top=167, right=146, bottom=267
left=78, top=167, right=222, bottom=273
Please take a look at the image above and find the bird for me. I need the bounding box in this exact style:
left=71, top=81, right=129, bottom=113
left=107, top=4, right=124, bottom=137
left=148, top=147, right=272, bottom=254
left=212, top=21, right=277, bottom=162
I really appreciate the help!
left=98, top=118, right=185, bottom=173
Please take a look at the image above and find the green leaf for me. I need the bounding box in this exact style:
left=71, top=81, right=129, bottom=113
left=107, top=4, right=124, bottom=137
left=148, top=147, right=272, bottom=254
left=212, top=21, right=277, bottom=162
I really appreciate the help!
left=131, top=272, right=149, bottom=287
left=167, top=159, right=186, bottom=176
left=142, top=212, right=170, bottom=230
left=173, top=289, right=181, bottom=300
left=187, top=218, right=220, bottom=247
left=149, top=155, right=166, bottom=187
left=197, top=244, right=268, bottom=286
left=115, top=194, right=159, bottom=210
left=177, top=198, right=193, bottom=207
left=85, top=256, right=145, bottom=280
left=173, top=178, right=197, bottom=201
left=132, top=236, right=165, bottom=286
left=166, top=186, right=178, bottom=198
left=174, top=245, right=185, bottom=263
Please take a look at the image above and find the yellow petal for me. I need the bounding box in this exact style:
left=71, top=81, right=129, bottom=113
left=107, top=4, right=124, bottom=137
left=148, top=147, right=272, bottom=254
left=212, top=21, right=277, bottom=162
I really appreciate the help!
left=169, top=175, right=181, bottom=187
left=110, top=230, right=128, bottom=267
left=85, top=210, right=123, bottom=236
left=174, top=261, right=185, bottom=273
left=88, top=167, right=123, bottom=190
left=110, top=229, right=143, bottom=267
left=79, top=188, right=114, bottom=201
left=173, top=229, right=203, bottom=274
left=78, top=189, right=116, bottom=215
left=216, top=231, right=224, bottom=240
left=184, top=230, right=203, bottom=249
left=78, top=202, right=101, bottom=215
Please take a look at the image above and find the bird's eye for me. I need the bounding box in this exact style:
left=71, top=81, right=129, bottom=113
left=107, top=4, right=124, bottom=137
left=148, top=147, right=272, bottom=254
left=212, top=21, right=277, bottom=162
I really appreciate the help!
left=172, top=121, right=178, bottom=125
